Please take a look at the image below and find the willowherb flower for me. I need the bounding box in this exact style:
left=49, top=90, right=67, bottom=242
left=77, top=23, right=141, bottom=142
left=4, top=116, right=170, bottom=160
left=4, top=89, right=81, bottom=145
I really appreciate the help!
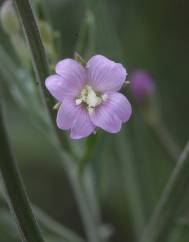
left=130, top=69, right=155, bottom=102
left=45, top=55, right=132, bottom=139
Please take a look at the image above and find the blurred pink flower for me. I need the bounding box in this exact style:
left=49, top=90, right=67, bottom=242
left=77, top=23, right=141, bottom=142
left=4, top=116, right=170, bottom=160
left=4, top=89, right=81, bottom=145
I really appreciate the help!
left=45, top=55, right=132, bottom=139
left=130, top=70, right=155, bottom=101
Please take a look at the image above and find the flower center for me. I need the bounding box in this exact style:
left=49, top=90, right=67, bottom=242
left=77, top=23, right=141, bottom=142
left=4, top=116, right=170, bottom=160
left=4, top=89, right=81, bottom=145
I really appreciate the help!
left=75, top=85, right=107, bottom=113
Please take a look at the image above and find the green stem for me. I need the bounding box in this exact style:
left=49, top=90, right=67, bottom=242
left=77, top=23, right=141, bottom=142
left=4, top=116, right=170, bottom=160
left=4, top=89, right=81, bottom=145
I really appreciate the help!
left=13, top=0, right=50, bottom=103
left=13, top=0, right=71, bottom=152
left=140, top=140, right=189, bottom=242
left=13, top=0, right=100, bottom=241
left=114, top=132, right=147, bottom=240
left=59, top=157, right=100, bottom=242
left=0, top=183, right=84, bottom=242
left=78, top=135, right=98, bottom=176
left=0, top=94, right=45, bottom=242
left=0, top=51, right=99, bottom=242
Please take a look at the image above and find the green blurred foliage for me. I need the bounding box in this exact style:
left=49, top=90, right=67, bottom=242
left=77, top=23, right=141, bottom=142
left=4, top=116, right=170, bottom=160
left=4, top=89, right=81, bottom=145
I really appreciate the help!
left=0, top=0, right=189, bottom=242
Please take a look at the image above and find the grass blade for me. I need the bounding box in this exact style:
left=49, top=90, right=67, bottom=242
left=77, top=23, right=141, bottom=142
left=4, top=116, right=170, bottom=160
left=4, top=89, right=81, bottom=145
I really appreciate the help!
left=140, top=141, right=189, bottom=242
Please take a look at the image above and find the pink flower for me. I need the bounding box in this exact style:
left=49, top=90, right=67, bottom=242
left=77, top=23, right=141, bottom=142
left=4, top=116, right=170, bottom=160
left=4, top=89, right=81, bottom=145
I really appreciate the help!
left=130, top=69, right=155, bottom=102
left=45, top=55, right=132, bottom=139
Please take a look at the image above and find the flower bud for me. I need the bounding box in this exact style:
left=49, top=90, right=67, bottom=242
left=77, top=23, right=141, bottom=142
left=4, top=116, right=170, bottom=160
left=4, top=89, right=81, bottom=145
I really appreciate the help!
left=0, top=0, right=20, bottom=35
left=130, top=69, right=155, bottom=102
left=130, top=69, right=160, bottom=124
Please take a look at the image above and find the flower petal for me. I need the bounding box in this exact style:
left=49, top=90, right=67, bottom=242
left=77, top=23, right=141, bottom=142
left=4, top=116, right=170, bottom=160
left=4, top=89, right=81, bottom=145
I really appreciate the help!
left=86, top=55, right=127, bottom=92
left=45, top=74, right=65, bottom=101
left=90, top=103, right=122, bottom=134
left=90, top=92, right=131, bottom=133
left=56, top=98, right=80, bottom=130
left=70, top=108, right=95, bottom=139
left=55, top=58, right=86, bottom=96
left=105, top=92, right=132, bottom=122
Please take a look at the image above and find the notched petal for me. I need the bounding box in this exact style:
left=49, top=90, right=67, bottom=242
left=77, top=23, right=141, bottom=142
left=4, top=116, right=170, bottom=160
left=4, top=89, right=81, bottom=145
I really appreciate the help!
left=86, top=55, right=127, bottom=92
left=70, top=107, right=95, bottom=139
left=89, top=91, right=132, bottom=133
left=90, top=105, right=122, bottom=133
left=54, top=58, right=87, bottom=97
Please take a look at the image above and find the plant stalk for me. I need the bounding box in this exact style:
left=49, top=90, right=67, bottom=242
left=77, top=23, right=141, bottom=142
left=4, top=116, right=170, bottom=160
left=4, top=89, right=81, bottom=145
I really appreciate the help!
left=0, top=93, right=45, bottom=242
left=13, top=0, right=101, bottom=241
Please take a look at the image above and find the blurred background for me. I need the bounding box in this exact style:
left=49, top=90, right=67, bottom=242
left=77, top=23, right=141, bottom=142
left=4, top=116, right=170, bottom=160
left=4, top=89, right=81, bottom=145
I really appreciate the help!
left=0, top=0, right=189, bottom=242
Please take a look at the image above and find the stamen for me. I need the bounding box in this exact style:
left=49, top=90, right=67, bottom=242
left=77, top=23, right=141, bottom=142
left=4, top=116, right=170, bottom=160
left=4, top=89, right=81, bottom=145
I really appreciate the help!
left=75, top=98, right=82, bottom=105
left=75, top=85, right=106, bottom=112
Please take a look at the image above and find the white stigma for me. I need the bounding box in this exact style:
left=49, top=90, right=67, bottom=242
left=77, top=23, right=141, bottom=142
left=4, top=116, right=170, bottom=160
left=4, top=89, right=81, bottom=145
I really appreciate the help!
left=102, top=94, right=108, bottom=101
left=75, top=85, right=106, bottom=112
left=75, top=99, right=82, bottom=105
